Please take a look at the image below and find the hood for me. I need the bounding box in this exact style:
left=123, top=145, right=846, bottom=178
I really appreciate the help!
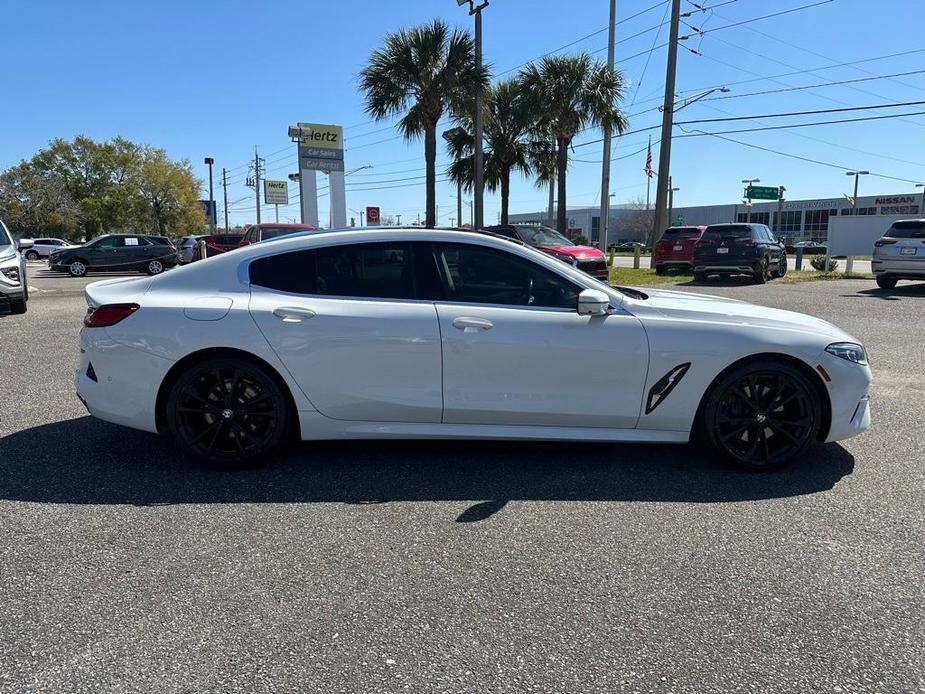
left=0, top=246, right=18, bottom=263
left=633, top=286, right=857, bottom=343
left=537, top=244, right=604, bottom=258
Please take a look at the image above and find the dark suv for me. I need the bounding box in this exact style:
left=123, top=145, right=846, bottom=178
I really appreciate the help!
left=49, top=234, right=178, bottom=277
left=692, top=223, right=787, bottom=283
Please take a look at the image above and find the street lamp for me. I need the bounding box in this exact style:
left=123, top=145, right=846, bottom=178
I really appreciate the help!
left=457, top=0, right=488, bottom=231
left=668, top=178, right=680, bottom=228
left=917, top=183, right=925, bottom=216
left=660, top=86, right=730, bottom=113
left=203, top=157, right=215, bottom=232
left=845, top=170, right=869, bottom=214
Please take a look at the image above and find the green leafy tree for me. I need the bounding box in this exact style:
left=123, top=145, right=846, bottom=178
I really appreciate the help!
left=520, top=54, right=629, bottom=233
left=444, top=78, right=536, bottom=225
left=0, top=162, right=81, bottom=237
left=360, top=19, right=487, bottom=227
left=135, top=147, right=206, bottom=234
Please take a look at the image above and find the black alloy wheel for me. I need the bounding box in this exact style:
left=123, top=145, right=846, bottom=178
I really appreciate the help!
left=876, top=275, right=897, bottom=289
left=166, top=358, right=288, bottom=467
left=703, top=361, right=821, bottom=470
left=68, top=259, right=88, bottom=277
left=753, top=257, right=769, bottom=284
left=778, top=257, right=787, bottom=278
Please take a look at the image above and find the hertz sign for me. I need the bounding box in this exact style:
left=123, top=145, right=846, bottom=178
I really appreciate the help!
left=291, top=122, right=345, bottom=172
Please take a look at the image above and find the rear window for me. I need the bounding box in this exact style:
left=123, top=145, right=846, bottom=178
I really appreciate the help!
left=886, top=221, right=925, bottom=238
left=663, top=227, right=702, bottom=239
left=702, top=225, right=752, bottom=241
left=258, top=227, right=300, bottom=241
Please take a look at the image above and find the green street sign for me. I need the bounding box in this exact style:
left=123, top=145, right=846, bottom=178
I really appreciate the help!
left=674, top=214, right=683, bottom=225
left=745, top=185, right=780, bottom=200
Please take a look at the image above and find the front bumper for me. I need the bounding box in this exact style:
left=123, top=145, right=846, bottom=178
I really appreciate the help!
left=817, top=348, right=872, bottom=444
left=75, top=327, right=173, bottom=433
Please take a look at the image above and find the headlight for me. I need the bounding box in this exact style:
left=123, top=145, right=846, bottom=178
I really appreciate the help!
left=550, top=252, right=578, bottom=266
left=0, top=266, right=21, bottom=284
left=825, top=342, right=868, bottom=366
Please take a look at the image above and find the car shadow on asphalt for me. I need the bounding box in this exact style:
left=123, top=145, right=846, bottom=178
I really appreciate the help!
left=845, top=284, right=925, bottom=300
left=675, top=277, right=758, bottom=288
left=0, top=417, right=855, bottom=519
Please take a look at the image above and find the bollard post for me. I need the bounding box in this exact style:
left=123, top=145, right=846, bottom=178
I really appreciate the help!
left=846, top=255, right=854, bottom=275
left=608, top=247, right=615, bottom=267
left=633, top=245, right=641, bottom=269
left=795, top=247, right=803, bottom=271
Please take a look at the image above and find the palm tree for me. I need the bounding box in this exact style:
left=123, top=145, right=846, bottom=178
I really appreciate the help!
left=520, top=54, right=629, bottom=233
left=360, top=20, right=486, bottom=228
left=443, top=79, right=536, bottom=225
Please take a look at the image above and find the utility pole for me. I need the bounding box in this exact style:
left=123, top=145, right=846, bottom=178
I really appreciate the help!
left=449, top=216, right=455, bottom=227
left=776, top=186, right=786, bottom=235
left=742, top=177, right=760, bottom=222
left=457, top=180, right=463, bottom=231
left=254, top=146, right=262, bottom=225
left=204, top=157, right=215, bottom=233
left=471, top=1, right=488, bottom=231
left=668, top=176, right=679, bottom=227
left=846, top=170, right=868, bottom=214
left=396, top=214, right=402, bottom=225
left=649, top=0, right=681, bottom=267
left=598, top=0, right=617, bottom=252
left=222, top=168, right=229, bottom=232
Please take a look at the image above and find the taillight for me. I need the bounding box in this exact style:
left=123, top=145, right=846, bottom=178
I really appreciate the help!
left=874, top=238, right=898, bottom=247
left=169, top=245, right=177, bottom=252
left=734, top=238, right=757, bottom=246
left=84, top=303, right=140, bottom=328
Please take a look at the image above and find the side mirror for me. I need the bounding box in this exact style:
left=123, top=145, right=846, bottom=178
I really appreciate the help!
left=577, top=288, right=610, bottom=316
left=17, top=239, right=34, bottom=250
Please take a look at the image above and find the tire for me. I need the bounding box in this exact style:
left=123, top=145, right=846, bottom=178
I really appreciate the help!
left=67, top=259, right=88, bottom=277
left=753, top=258, right=769, bottom=284
left=146, top=259, right=165, bottom=275
left=693, top=271, right=707, bottom=283
left=25, top=250, right=39, bottom=261
left=166, top=357, right=289, bottom=468
left=876, top=275, right=897, bottom=289
left=701, top=359, right=822, bottom=471
left=655, top=266, right=666, bottom=276
left=10, top=297, right=27, bottom=314
left=778, top=257, right=787, bottom=278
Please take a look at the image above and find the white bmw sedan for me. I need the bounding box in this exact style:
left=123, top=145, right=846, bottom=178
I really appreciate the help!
left=75, top=229, right=871, bottom=470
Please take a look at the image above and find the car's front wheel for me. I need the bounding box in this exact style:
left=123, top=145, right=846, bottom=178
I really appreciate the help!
left=701, top=359, right=822, bottom=470
left=67, top=259, right=88, bottom=277
left=166, top=357, right=289, bottom=468
left=146, top=259, right=165, bottom=275
left=25, top=250, right=39, bottom=261
left=876, top=275, right=897, bottom=289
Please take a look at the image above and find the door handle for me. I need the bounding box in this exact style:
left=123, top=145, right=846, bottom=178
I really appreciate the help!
left=273, top=306, right=316, bottom=322
left=452, top=316, right=493, bottom=333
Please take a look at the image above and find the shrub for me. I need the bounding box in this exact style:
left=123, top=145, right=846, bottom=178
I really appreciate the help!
left=810, top=255, right=838, bottom=272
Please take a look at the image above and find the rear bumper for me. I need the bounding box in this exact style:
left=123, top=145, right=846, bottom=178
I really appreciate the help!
left=871, top=258, right=925, bottom=278
left=693, top=262, right=760, bottom=274
left=75, top=327, right=172, bottom=434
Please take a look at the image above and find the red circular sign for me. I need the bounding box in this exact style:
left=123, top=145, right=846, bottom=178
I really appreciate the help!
left=366, top=206, right=380, bottom=224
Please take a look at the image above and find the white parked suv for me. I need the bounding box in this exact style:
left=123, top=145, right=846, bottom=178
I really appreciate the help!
left=22, top=237, right=75, bottom=260
left=872, top=219, right=925, bottom=288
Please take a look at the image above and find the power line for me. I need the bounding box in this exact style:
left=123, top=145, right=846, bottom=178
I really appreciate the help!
left=684, top=0, right=835, bottom=38
left=677, top=109, right=925, bottom=137
left=698, top=70, right=925, bottom=102
left=675, top=99, right=925, bottom=125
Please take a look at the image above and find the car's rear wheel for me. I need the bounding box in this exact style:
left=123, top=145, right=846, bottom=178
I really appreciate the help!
left=655, top=266, right=666, bottom=276
left=701, top=360, right=821, bottom=470
left=753, top=258, right=769, bottom=284
left=146, top=259, right=165, bottom=275
left=693, top=271, right=707, bottom=282
left=876, top=275, right=897, bottom=289
left=67, top=259, right=88, bottom=277
left=166, top=358, right=288, bottom=468
left=25, top=250, right=39, bottom=261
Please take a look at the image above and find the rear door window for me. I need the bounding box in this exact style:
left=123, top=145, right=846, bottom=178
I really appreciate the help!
left=886, top=221, right=925, bottom=238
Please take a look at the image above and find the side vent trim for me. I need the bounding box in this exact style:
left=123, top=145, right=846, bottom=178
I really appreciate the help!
left=645, top=363, right=691, bottom=415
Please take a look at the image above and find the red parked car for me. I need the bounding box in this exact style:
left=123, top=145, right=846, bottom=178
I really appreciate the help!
left=654, top=225, right=707, bottom=275
left=484, top=224, right=609, bottom=279
left=240, top=223, right=316, bottom=245
left=198, top=233, right=245, bottom=259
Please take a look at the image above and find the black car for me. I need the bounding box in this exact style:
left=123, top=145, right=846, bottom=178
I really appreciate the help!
left=49, top=234, right=178, bottom=277
left=692, top=223, right=787, bottom=284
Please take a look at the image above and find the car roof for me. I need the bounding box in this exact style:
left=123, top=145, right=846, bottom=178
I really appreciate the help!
left=254, top=223, right=315, bottom=229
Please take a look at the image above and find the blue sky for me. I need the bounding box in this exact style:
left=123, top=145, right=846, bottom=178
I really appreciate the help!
left=3, top=0, right=925, bottom=228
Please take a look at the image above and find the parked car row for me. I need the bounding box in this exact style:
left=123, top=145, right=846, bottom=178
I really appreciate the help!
left=49, top=234, right=179, bottom=277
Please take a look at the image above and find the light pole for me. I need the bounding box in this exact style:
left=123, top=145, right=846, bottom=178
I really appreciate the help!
left=457, top=0, right=488, bottom=230
left=668, top=177, right=679, bottom=227
left=203, top=157, right=215, bottom=232
left=916, top=183, right=925, bottom=216
left=742, top=178, right=760, bottom=222
left=845, top=170, right=869, bottom=214
left=597, top=0, right=617, bottom=253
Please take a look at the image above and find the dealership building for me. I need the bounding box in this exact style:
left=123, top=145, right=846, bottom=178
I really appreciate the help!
left=508, top=192, right=923, bottom=245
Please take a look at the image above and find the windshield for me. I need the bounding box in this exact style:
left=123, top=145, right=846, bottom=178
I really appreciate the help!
left=259, top=227, right=302, bottom=241
left=886, top=221, right=925, bottom=238
left=663, top=227, right=702, bottom=239
left=518, top=226, right=573, bottom=246
left=0, top=221, right=11, bottom=247
left=702, top=225, right=751, bottom=241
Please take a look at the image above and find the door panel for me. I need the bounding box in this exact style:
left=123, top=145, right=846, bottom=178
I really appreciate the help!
left=436, top=304, right=649, bottom=428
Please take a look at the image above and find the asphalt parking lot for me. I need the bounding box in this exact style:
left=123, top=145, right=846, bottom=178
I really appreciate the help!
left=1, top=269, right=923, bottom=693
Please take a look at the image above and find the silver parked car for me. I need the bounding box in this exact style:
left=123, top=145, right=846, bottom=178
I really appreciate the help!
left=22, top=237, right=75, bottom=260
left=0, top=220, right=29, bottom=314
left=176, top=234, right=206, bottom=264
left=872, top=219, right=925, bottom=289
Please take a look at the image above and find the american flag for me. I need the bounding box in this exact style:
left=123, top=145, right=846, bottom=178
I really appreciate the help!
left=844, top=193, right=856, bottom=207
left=644, top=137, right=654, bottom=178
